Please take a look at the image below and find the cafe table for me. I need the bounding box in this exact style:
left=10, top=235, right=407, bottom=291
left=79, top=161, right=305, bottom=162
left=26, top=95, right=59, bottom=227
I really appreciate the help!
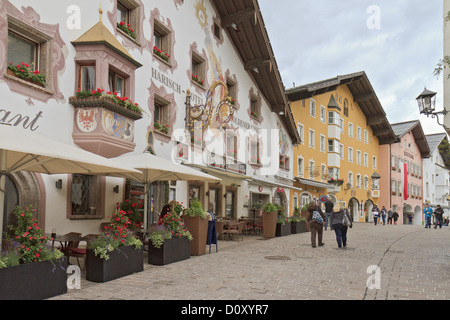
left=45, top=233, right=87, bottom=255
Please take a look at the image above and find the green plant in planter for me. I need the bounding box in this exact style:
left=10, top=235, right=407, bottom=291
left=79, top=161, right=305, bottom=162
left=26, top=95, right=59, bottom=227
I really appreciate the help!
left=4, top=205, right=63, bottom=266
left=90, top=209, right=142, bottom=260
left=262, top=202, right=278, bottom=213
left=276, top=204, right=287, bottom=224
left=185, top=199, right=207, bottom=219
left=150, top=210, right=192, bottom=248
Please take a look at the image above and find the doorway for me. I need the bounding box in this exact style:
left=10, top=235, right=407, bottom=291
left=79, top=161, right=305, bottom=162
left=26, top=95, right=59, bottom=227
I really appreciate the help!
left=2, top=175, right=19, bottom=236
left=208, top=187, right=221, bottom=218
left=225, top=190, right=235, bottom=219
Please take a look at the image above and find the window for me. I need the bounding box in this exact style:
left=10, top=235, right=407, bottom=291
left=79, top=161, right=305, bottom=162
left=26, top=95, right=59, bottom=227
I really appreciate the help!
left=227, top=79, right=237, bottom=103
left=356, top=174, right=361, bottom=189
left=7, top=31, right=37, bottom=68
left=309, top=129, right=315, bottom=148
left=321, top=164, right=327, bottom=181
left=297, top=157, right=304, bottom=177
left=328, top=139, right=339, bottom=153
left=328, top=111, right=335, bottom=125
left=356, top=150, right=361, bottom=165
left=348, top=172, right=353, bottom=186
left=364, top=176, right=369, bottom=190
left=297, top=123, right=304, bottom=145
left=280, top=155, right=290, bottom=171
left=117, top=0, right=140, bottom=41
left=339, top=118, right=345, bottom=134
left=154, top=96, right=170, bottom=131
left=310, top=99, right=316, bottom=118
left=153, top=20, right=171, bottom=62
left=108, top=69, right=125, bottom=97
left=348, top=123, right=354, bottom=138
left=250, top=98, right=259, bottom=119
left=78, top=65, right=95, bottom=92
left=320, top=105, right=326, bottom=123
left=364, top=153, right=369, bottom=167
left=308, top=160, right=315, bottom=179
left=373, top=156, right=377, bottom=169
left=357, top=127, right=362, bottom=141
left=343, top=99, right=349, bottom=117
left=175, top=142, right=189, bottom=160
left=339, top=144, right=344, bottom=160
left=226, top=133, right=237, bottom=160
left=71, top=174, right=102, bottom=218
left=320, top=135, right=326, bottom=153
left=348, top=147, right=354, bottom=163
left=192, top=52, right=205, bottom=86
left=213, top=22, right=221, bottom=40
left=364, top=130, right=369, bottom=144
left=250, top=139, right=260, bottom=165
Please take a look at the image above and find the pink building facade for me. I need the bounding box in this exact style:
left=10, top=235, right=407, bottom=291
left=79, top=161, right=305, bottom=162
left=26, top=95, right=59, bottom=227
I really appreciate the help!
left=379, top=121, right=430, bottom=225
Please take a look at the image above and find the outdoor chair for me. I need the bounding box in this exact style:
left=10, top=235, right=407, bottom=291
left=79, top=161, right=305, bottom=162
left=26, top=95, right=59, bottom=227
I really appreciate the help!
left=68, top=233, right=99, bottom=269
left=242, top=219, right=254, bottom=235
left=253, top=219, right=263, bottom=235
left=225, top=221, right=245, bottom=241
left=215, top=221, right=226, bottom=240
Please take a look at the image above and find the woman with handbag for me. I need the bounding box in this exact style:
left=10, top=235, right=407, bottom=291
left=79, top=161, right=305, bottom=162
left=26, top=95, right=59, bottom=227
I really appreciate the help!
left=306, top=200, right=325, bottom=248
left=330, top=202, right=352, bottom=249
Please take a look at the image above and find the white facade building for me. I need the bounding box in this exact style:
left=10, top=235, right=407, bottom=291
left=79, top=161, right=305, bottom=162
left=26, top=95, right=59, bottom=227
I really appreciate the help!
left=0, top=0, right=300, bottom=236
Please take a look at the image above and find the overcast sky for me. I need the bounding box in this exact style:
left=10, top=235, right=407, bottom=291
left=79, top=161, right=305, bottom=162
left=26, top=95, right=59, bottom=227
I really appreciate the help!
left=259, top=0, right=446, bottom=135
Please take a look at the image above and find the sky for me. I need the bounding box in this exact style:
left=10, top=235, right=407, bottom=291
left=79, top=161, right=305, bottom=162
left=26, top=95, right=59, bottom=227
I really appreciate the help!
left=259, top=0, right=447, bottom=136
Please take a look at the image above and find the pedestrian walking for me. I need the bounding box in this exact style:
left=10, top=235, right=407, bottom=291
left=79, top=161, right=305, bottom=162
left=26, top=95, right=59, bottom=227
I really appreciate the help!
left=381, top=206, right=387, bottom=225
left=330, top=201, right=352, bottom=249
left=387, top=208, right=393, bottom=224
left=372, top=205, right=380, bottom=225
left=324, top=198, right=334, bottom=231
left=434, top=205, right=444, bottom=229
left=423, top=204, right=433, bottom=228
left=392, top=210, right=399, bottom=225
left=306, top=200, right=325, bottom=248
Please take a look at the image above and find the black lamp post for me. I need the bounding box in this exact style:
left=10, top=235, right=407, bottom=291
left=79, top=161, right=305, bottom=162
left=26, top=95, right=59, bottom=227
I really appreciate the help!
left=416, top=88, right=447, bottom=127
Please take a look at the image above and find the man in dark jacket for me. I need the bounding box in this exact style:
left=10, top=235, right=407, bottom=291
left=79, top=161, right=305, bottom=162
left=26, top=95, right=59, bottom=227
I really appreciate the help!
left=434, top=205, right=444, bottom=229
left=324, top=199, right=334, bottom=231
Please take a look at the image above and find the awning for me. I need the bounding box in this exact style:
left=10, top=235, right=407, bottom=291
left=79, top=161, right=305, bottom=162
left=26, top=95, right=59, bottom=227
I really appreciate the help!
left=185, top=163, right=252, bottom=180
left=295, top=177, right=330, bottom=189
left=249, top=177, right=303, bottom=192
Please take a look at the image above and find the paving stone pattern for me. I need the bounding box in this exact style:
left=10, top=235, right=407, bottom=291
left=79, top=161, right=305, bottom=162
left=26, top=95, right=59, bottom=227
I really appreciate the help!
left=51, top=223, right=450, bottom=301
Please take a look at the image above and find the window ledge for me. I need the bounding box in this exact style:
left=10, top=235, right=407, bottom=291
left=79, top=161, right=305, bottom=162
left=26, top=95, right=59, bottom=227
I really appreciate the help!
left=153, top=53, right=172, bottom=67
left=4, top=73, right=54, bottom=95
left=70, top=215, right=103, bottom=220
left=116, top=27, right=142, bottom=47
left=191, top=79, right=206, bottom=90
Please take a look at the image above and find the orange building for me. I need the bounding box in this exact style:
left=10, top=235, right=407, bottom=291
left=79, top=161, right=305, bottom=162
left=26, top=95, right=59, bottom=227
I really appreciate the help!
left=286, top=72, right=396, bottom=222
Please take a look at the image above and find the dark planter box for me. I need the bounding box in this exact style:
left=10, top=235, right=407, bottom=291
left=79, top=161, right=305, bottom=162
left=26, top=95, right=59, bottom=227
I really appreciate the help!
left=276, top=223, right=291, bottom=237
left=0, top=257, right=67, bottom=300
left=291, top=221, right=307, bottom=234
left=148, top=237, right=191, bottom=266
left=86, top=245, right=143, bottom=283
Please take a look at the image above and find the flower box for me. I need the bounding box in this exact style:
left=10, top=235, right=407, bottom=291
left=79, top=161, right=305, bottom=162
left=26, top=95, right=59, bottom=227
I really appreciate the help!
left=262, top=211, right=277, bottom=238
left=85, top=245, right=143, bottom=283
left=0, top=257, right=67, bottom=300
left=291, top=221, right=306, bottom=234
left=7, top=67, right=45, bottom=88
left=276, top=223, right=291, bottom=237
left=183, top=215, right=208, bottom=256
left=69, top=95, right=142, bottom=120
left=148, top=237, right=191, bottom=266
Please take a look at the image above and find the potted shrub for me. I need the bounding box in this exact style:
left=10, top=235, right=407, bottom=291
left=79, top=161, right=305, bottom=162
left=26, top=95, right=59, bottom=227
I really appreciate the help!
left=290, top=207, right=307, bottom=234
left=262, top=202, right=278, bottom=238
left=86, top=209, right=143, bottom=283
left=0, top=205, right=67, bottom=300
left=183, top=199, right=208, bottom=256
left=275, top=206, right=291, bottom=237
left=148, top=210, right=192, bottom=266
left=119, top=198, right=144, bottom=231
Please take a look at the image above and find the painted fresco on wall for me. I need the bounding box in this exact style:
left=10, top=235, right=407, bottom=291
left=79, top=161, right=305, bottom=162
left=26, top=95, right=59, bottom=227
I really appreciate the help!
left=103, top=110, right=134, bottom=141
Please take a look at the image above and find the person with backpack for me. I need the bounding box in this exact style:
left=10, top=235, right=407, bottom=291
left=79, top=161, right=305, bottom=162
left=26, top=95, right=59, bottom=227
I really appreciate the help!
left=330, top=202, right=352, bottom=249
left=423, top=204, right=433, bottom=228
left=306, top=200, right=325, bottom=248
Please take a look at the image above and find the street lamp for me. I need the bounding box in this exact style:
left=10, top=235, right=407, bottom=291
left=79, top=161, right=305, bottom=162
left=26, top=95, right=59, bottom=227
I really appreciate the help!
left=416, top=88, right=448, bottom=127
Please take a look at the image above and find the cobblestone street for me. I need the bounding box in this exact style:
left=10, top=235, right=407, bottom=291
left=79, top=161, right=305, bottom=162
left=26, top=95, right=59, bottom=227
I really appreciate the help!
left=51, top=223, right=450, bottom=303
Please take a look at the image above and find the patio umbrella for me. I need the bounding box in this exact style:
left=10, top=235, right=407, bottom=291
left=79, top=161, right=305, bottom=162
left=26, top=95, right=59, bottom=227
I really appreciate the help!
left=0, top=125, right=142, bottom=243
left=114, top=152, right=221, bottom=227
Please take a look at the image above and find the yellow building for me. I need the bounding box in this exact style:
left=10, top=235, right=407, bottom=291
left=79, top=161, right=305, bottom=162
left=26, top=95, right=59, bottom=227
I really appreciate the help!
left=286, top=72, right=396, bottom=222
